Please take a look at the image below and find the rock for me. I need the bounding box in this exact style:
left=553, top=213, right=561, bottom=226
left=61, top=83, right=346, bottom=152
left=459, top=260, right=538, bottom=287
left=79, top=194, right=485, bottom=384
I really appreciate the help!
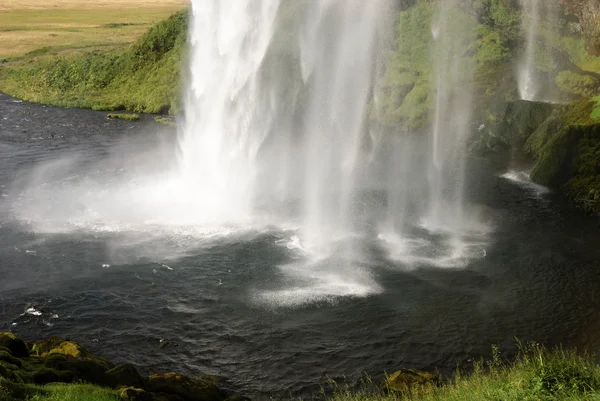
left=32, top=367, right=74, bottom=384
left=34, top=338, right=112, bottom=370
left=0, top=351, right=22, bottom=368
left=146, top=373, right=229, bottom=401
left=0, top=333, right=29, bottom=358
left=385, top=368, right=436, bottom=393
left=119, top=387, right=155, bottom=401
left=107, top=364, right=146, bottom=389
left=30, top=337, right=65, bottom=357
left=44, top=353, right=110, bottom=386
left=118, top=387, right=158, bottom=401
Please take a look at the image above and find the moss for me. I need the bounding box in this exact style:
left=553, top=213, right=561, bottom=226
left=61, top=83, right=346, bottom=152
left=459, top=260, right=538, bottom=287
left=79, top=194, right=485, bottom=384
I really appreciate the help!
left=154, top=116, right=176, bottom=127
left=0, top=334, right=28, bottom=359
left=524, top=116, right=563, bottom=157
left=31, top=368, right=74, bottom=385
left=107, top=113, right=140, bottom=121
left=530, top=126, right=577, bottom=186
left=0, top=354, right=20, bottom=370
left=386, top=368, right=436, bottom=393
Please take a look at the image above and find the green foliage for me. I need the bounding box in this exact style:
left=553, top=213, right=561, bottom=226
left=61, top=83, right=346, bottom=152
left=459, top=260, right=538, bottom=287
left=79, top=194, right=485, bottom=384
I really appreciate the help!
left=327, top=344, right=600, bottom=401
left=556, top=71, right=600, bottom=97
left=29, top=384, right=118, bottom=401
left=591, top=96, right=600, bottom=122
left=107, top=113, right=140, bottom=121
left=0, top=8, right=188, bottom=114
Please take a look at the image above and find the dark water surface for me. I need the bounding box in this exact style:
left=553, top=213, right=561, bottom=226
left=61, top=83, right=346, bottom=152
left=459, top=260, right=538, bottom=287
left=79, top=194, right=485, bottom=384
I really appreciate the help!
left=1, top=93, right=600, bottom=399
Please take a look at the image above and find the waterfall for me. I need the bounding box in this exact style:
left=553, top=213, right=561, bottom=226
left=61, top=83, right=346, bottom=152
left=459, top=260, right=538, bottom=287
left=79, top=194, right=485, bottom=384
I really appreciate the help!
left=518, top=0, right=541, bottom=101
left=181, top=0, right=388, bottom=246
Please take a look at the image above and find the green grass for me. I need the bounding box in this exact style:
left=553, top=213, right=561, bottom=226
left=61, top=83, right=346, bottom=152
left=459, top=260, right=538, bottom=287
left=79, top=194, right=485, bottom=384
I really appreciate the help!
left=0, top=9, right=188, bottom=114
left=327, top=344, right=600, bottom=401
left=0, top=382, right=118, bottom=401
left=107, top=113, right=140, bottom=121
left=0, top=1, right=187, bottom=59
left=29, top=384, right=118, bottom=401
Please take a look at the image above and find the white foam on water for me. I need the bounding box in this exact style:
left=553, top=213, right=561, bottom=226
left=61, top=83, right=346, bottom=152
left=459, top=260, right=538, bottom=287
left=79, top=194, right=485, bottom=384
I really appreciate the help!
left=501, top=170, right=549, bottom=195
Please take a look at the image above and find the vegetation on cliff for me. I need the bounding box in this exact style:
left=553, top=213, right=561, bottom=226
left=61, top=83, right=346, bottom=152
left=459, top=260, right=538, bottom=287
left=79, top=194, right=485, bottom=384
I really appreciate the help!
left=0, top=8, right=188, bottom=114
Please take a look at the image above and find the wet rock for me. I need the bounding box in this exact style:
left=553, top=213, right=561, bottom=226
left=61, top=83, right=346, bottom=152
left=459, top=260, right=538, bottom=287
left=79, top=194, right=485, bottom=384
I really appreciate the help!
left=146, top=373, right=229, bottom=401
left=0, top=333, right=29, bottom=358
left=107, top=364, right=146, bottom=389
left=385, top=368, right=436, bottom=392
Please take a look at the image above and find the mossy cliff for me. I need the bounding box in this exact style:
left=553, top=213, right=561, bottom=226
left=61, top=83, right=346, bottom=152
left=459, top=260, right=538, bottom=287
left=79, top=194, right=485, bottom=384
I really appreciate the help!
left=0, top=332, right=237, bottom=401
left=375, top=0, right=600, bottom=212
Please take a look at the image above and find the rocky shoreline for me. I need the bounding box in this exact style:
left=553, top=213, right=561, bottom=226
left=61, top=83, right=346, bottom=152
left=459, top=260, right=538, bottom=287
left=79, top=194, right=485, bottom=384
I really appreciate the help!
left=0, top=332, right=440, bottom=401
left=0, top=332, right=246, bottom=401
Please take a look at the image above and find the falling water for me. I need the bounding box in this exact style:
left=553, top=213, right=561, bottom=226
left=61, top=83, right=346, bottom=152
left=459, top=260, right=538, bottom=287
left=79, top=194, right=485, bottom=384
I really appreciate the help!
left=518, top=0, right=540, bottom=100
left=181, top=0, right=388, bottom=245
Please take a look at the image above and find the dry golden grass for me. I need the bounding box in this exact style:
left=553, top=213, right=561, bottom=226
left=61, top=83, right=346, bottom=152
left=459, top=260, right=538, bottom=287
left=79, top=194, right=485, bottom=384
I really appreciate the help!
left=0, top=0, right=188, bottom=11
left=0, top=0, right=189, bottom=58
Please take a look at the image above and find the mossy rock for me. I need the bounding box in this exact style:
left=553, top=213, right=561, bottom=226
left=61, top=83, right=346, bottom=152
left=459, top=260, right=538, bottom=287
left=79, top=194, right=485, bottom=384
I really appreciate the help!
left=146, top=373, right=229, bottom=401
left=0, top=363, right=23, bottom=384
left=530, top=126, right=578, bottom=187
left=106, top=364, right=145, bottom=389
left=0, top=334, right=28, bottom=358
left=37, top=339, right=112, bottom=370
left=29, top=337, right=65, bottom=357
left=0, top=353, right=21, bottom=369
left=44, top=354, right=110, bottom=386
left=385, top=368, right=436, bottom=393
left=118, top=387, right=155, bottom=401
left=31, top=368, right=74, bottom=385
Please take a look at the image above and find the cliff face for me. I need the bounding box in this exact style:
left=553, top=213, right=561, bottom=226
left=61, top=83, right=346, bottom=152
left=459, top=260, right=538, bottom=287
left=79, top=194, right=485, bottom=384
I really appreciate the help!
left=559, top=0, right=600, bottom=55
left=378, top=0, right=600, bottom=212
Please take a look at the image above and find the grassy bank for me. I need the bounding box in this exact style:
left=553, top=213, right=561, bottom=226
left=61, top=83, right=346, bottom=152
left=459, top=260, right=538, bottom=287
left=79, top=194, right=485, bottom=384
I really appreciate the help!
left=329, top=344, right=600, bottom=401
left=0, top=1, right=188, bottom=114
left=2, top=331, right=600, bottom=401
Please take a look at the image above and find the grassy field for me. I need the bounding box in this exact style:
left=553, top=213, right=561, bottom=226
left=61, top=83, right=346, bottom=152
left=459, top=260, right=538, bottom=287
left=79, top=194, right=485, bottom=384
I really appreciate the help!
left=0, top=1, right=189, bottom=113
left=0, top=0, right=188, bottom=59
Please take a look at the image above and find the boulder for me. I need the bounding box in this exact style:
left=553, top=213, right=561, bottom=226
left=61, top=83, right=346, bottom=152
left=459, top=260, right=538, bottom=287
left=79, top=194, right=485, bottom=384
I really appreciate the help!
left=29, top=337, right=66, bottom=357
left=44, top=353, right=110, bottom=386
left=119, top=387, right=156, bottom=401
left=107, top=364, right=146, bottom=389
left=32, top=367, right=74, bottom=384
left=0, top=333, right=29, bottom=358
left=385, top=368, right=436, bottom=393
left=146, top=373, right=229, bottom=401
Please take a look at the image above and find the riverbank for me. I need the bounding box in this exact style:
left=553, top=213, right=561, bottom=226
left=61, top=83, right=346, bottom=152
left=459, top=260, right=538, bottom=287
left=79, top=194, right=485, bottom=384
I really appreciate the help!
left=2, top=332, right=600, bottom=400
